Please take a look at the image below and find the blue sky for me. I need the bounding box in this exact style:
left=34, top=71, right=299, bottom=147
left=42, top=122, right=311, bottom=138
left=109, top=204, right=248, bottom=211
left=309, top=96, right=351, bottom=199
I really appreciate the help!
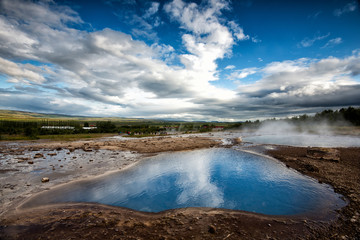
left=0, top=0, right=360, bottom=121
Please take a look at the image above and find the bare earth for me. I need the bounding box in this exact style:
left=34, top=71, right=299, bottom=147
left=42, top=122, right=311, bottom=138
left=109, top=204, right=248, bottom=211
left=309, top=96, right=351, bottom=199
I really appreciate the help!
left=0, top=134, right=359, bottom=239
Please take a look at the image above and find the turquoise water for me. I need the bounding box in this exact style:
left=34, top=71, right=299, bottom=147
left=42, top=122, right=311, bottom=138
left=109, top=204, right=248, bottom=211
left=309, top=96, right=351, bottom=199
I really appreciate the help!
left=23, top=148, right=345, bottom=215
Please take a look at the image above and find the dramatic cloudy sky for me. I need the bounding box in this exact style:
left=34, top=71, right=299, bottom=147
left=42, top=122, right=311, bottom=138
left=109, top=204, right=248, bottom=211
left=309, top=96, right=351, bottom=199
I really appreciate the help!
left=0, top=0, right=360, bottom=121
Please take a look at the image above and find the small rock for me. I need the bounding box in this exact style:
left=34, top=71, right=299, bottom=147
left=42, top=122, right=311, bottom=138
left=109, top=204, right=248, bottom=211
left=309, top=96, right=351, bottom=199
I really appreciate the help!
left=350, top=216, right=357, bottom=223
left=234, top=137, right=242, bottom=144
left=34, top=153, right=44, bottom=158
left=28, top=161, right=34, bottom=164
left=41, top=177, right=49, bottom=183
left=208, top=225, right=216, bottom=234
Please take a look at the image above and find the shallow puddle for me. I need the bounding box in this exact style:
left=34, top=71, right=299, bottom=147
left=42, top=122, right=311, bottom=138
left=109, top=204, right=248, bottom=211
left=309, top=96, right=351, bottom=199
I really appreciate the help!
left=21, top=148, right=345, bottom=216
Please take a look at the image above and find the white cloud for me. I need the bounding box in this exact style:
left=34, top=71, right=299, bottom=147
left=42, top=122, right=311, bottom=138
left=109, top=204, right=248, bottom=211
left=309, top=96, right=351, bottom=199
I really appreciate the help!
left=298, top=33, right=330, bottom=48
left=238, top=55, right=360, bottom=101
left=251, top=36, right=261, bottom=43
left=143, top=2, right=160, bottom=19
left=228, top=21, right=249, bottom=41
left=228, top=67, right=257, bottom=80
left=334, top=1, right=358, bottom=16
left=322, top=37, right=342, bottom=48
left=0, top=57, right=46, bottom=84
left=0, top=0, right=239, bottom=119
left=0, top=0, right=359, bottom=121
left=225, top=65, right=235, bottom=70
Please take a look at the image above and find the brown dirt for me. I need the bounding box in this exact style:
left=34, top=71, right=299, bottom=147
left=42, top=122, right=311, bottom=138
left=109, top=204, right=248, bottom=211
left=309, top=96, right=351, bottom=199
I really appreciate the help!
left=0, top=203, right=323, bottom=240
left=1, top=138, right=360, bottom=239
left=21, top=136, right=220, bottom=153
left=267, top=146, right=360, bottom=239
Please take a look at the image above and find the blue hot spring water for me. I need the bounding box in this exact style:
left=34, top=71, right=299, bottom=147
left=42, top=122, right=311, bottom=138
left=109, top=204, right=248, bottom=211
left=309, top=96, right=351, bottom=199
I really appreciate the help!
left=23, top=148, right=345, bottom=215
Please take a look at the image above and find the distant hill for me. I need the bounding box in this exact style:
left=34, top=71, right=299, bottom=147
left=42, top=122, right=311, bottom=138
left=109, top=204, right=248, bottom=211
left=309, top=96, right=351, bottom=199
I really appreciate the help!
left=0, top=110, right=149, bottom=122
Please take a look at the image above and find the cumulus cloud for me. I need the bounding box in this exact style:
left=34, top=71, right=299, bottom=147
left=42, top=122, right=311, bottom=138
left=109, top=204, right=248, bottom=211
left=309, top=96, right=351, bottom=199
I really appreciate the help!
left=235, top=54, right=360, bottom=111
left=0, top=57, right=46, bottom=84
left=228, top=21, right=249, bottom=41
left=164, top=0, right=237, bottom=77
left=0, top=0, right=359, bottom=121
left=334, top=1, right=358, bottom=16
left=0, top=0, right=238, bottom=119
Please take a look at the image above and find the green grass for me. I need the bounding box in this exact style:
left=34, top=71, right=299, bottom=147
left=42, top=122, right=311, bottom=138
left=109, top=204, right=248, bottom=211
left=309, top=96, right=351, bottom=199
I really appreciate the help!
left=0, top=133, right=116, bottom=141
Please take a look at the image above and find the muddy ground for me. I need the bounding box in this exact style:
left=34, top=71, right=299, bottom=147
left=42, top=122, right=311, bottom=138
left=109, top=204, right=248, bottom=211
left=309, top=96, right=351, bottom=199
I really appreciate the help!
left=0, top=134, right=359, bottom=239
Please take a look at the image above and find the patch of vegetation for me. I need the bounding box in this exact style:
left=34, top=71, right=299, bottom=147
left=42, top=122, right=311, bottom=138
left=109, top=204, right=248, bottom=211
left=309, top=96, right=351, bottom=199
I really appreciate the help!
left=1, top=106, right=359, bottom=141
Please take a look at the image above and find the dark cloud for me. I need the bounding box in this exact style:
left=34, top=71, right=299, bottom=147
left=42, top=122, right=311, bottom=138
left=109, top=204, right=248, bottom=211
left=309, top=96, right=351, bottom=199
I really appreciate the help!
left=0, top=94, right=90, bottom=115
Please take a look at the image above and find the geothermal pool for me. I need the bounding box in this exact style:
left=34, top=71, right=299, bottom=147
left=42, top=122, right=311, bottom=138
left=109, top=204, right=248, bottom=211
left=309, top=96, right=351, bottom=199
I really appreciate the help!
left=243, top=134, right=360, bottom=147
left=22, top=148, right=345, bottom=216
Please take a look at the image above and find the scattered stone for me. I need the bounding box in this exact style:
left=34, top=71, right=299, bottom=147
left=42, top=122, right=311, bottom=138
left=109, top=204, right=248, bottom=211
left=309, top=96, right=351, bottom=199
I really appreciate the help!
left=208, top=225, right=216, bottom=234
left=234, top=137, right=242, bottom=144
left=306, top=147, right=340, bottom=162
left=34, top=153, right=44, bottom=158
left=302, top=163, right=318, bottom=172
left=41, top=177, right=49, bottom=183
left=28, top=161, right=34, bottom=164
left=48, top=153, right=57, bottom=156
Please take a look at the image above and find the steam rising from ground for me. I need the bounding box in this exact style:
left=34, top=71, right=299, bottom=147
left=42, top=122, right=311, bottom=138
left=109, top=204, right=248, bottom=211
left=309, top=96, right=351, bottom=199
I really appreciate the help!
left=254, top=120, right=338, bottom=136
left=242, top=120, right=360, bottom=147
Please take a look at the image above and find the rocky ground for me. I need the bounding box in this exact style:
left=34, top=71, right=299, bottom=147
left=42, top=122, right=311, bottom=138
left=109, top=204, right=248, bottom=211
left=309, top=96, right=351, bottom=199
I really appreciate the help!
left=266, top=146, right=360, bottom=239
left=0, top=134, right=359, bottom=239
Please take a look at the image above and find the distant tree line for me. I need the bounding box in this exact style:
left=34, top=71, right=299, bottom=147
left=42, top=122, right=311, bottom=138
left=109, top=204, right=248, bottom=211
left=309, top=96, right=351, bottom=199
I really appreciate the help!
left=1, top=106, right=359, bottom=139
left=226, top=106, right=360, bottom=129
left=289, top=106, right=360, bottom=126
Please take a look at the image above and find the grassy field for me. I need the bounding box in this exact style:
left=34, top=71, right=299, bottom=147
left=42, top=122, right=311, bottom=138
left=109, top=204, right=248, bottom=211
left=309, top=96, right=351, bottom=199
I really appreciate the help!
left=0, top=133, right=117, bottom=141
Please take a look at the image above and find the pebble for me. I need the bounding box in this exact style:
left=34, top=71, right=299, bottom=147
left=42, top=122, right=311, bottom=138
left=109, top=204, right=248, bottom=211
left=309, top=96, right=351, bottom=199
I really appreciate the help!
left=41, top=177, right=49, bottom=183
left=208, top=225, right=216, bottom=234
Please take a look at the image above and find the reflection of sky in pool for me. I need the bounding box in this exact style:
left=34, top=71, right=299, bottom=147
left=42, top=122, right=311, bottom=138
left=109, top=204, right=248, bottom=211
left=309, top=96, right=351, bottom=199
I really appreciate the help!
left=23, top=149, right=345, bottom=215
left=243, top=134, right=360, bottom=147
